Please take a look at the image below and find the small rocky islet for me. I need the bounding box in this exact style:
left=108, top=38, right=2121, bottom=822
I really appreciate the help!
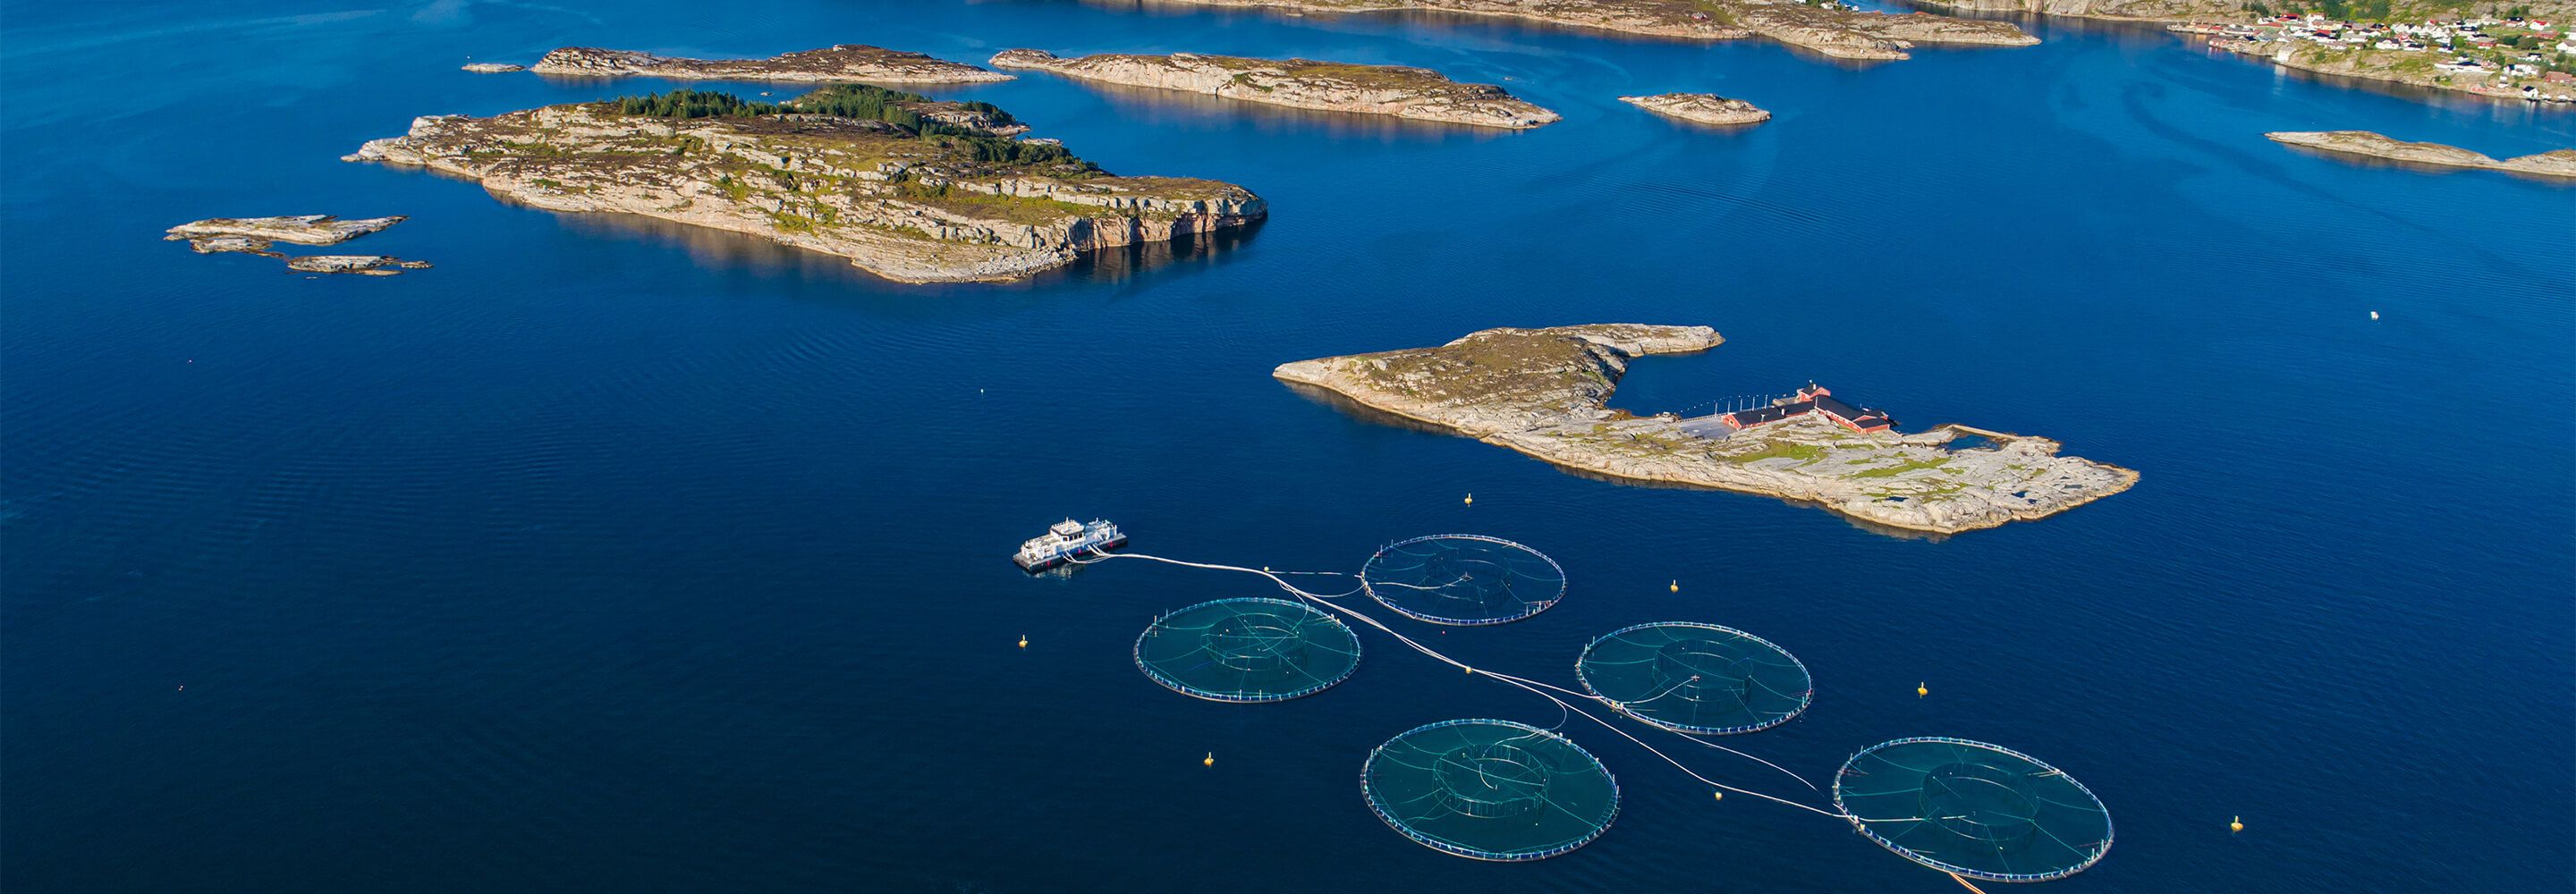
left=286, top=256, right=435, bottom=275
left=1619, top=92, right=1771, bottom=125
left=345, top=83, right=1263, bottom=283
left=1273, top=325, right=2137, bottom=534
left=526, top=44, right=1012, bottom=83
left=2267, top=131, right=2576, bottom=179
left=990, top=49, right=1560, bottom=128
left=166, top=215, right=405, bottom=249
left=165, top=215, right=431, bottom=275
left=1132, top=0, right=2038, bottom=60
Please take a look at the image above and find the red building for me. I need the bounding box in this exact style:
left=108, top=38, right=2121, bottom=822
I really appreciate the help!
left=1717, top=384, right=1896, bottom=434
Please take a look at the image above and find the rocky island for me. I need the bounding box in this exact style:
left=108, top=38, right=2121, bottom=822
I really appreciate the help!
left=1620, top=92, right=1771, bottom=125
left=165, top=215, right=405, bottom=251
left=989, top=50, right=1558, bottom=128
left=1275, top=325, right=2137, bottom=534
left=344, top=86, right=1264, bottom=283
left=529, top=45, right=1012, bottom=84
left=2267, top=131, right=2576, bottom=178
left=286, top=256, right=435, bottom=275
left=1131, top=0, right=2037, bottom=61
left=462, top=63, right=526, bottom=73
left=165, top=215, right=431, bottom=274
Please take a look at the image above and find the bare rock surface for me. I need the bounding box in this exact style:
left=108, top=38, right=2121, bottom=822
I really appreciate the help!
left=179, top=235, right=285, bottom=257
left=2267, top=131, right=2576, bottom=180
left=462, top=63, right=526, bottom=73
left=530, top=45, right=1010, bottom=83
left=1620, top=92, right=1771, bottom=125
left=343, top=86, right=1264, bottom=283
left=1275, top=325, right=2137, bottom=534
left=285, top=256, right=434, bottom=275
left=1126, top=0, right=2036, bottom=61
left=990, top=49, right=1559, bottom=128
left=165, top=215, right=404, bottom=246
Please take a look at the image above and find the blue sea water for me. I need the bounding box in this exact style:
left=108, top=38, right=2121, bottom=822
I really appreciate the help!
left=4, top=1, right=2572, bottom=890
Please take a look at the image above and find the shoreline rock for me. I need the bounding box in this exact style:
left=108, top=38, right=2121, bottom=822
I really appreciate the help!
left=529, top=45, right=1012, bottom=84
left=2267, top=131, right=2576, bottom=179
left=286, top=256, right=434, bottom=275
left=1903, top=0, right=2244, bottom=21
left=177, top=235, right=284, bottom=257
left=165, top=215, right=405, bottom=247
left=989, top=50, right=1559, bottom=129
left=2207, top=37, right=2568, bottom=105
left=1274, top=325, right=2137, bottom=535
left=1619, top=93, right=1771, bottom=125
left=1125, top=0, right=2037, bottom=61
left=344, top=85, right=1264, bottom=283
left=462, top=63, right=526, bottom=73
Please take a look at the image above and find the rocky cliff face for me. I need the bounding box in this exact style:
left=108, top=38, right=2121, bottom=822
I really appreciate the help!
left=2268, top=131, right=2576, bottom=180
left=530, top=45, right=1012, bottom=84
left=1131, top=0, right=2036, bottom=61
left=1907, top=0, right=2247, bottom=21
left=344, top=97, right=1264, bottom=283
left=990, top=50, right=1560, bottom=128
left=1619, top=93, right=1770, bottom=125
left=1275, top=325, right=2137, bottom=534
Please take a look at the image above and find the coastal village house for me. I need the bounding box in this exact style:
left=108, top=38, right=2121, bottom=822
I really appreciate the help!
left=1719, top=384, right=1896, bottom=434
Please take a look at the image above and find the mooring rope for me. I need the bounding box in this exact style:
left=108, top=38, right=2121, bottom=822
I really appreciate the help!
left=1069, top=549, right=1841, bottom=819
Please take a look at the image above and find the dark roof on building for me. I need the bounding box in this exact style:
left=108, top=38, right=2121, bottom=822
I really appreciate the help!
left=1726, top=401, right=1814, bottom=427
left=1812, top=394, right=1895, bottom=429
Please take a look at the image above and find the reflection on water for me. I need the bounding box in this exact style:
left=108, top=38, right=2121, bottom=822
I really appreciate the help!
left=1062, top=218, right=1266, bottom=285
left=1278, top=381, right=1460, bottom=436
left=2267, top=142, right=2561, bottom=182
left=542, top=205, right=1265, bottom=288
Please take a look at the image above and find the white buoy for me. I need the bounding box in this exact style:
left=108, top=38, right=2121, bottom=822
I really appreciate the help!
left=2369, top=311, right=2380, bottom=320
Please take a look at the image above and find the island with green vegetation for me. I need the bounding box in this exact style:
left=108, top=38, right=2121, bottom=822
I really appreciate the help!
left=1995, top=0, right=2576, bottom=104
left=2267, top=130, right=2576, bottom=176
left=343, top=85, right=1265, bottom=283
left=1126, top=0, right=2037, bottom=60
left=989, top=49, right=1560, bottom=128
left=1901, top=0, right=2576, bottom=102
left=1274, top=325, right=2137, bottom=534
left=1619, top=92, right=1772, bottom=125
left=528, top=45, right=1012, bottom=84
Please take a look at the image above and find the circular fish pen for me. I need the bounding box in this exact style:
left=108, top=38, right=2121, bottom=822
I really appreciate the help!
left=1134, top=597, right=1360, bottom=703
left=1360, top=535, right=1566, bottom=626
left=1574, top=622, right=1812, bottom=735
left=1834, top=738, right=2114, bottom=882
left=1360, top=719, right=1619, bottom=861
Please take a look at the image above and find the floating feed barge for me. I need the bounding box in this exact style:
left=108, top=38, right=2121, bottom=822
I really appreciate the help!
left=1013, top=518, right=1126, bottom=571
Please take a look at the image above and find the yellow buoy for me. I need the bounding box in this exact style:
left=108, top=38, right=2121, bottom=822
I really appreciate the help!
left=1463, top=493, right=1473, bottom=506
left=1917, top=681, right=1928, bottom=698
left=1203, top=752, right=1215, bottom=768
left=1018, top=635, right=1028, bottom=649
left=1462, top=666, right=1473, bottom=674
left=1712, top=789, right=1724, bottom=802
left=2230, top=816, right=2243, bottom=833
left=1670, top=579, right=1680, bottom=594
